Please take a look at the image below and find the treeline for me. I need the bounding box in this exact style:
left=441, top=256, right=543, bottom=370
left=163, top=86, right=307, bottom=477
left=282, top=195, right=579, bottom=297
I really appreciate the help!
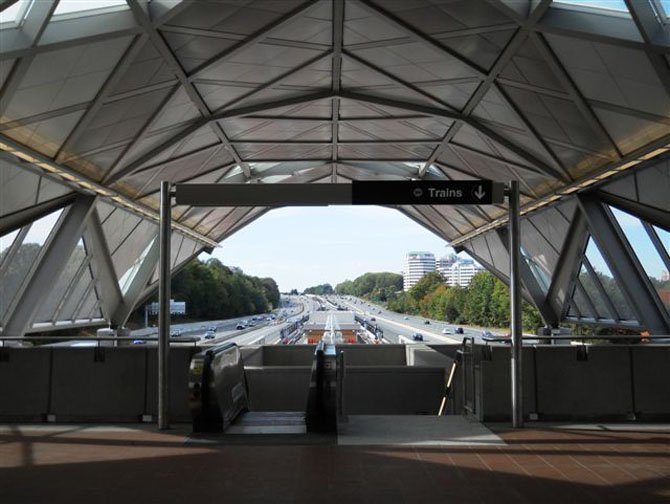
left=359, top=271, right=542, bottom=331
left=302, top=284, right=334, bottom=295
left=142, top=258, right=280, bottom=321
left=335, top=272, right=403, bottom=302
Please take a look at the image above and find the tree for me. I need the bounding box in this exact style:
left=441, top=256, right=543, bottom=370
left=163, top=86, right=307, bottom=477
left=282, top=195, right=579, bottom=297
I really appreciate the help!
left=408, top=272, right=444, bottom=303
left=303, top=284, right=334, bottom=295
left=137, top=257, right=280, bottom=322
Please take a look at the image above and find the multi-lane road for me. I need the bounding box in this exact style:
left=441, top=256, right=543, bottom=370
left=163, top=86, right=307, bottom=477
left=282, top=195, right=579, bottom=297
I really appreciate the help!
left=331, top=295, right=494, bottom=345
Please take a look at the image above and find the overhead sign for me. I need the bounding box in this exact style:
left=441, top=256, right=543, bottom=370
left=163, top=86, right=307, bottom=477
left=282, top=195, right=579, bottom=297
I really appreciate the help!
left=351, top=180, right=505, bottom=205
left=175, top=181, right=505, bottom=206
left=148, top=300, right=185, bottom=315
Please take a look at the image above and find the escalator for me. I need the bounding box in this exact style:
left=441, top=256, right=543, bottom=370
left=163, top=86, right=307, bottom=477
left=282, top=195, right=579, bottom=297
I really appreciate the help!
left=188, top=341, right=341, bottom=436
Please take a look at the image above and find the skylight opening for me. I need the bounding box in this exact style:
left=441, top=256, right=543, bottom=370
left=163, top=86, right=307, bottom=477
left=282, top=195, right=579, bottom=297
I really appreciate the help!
left=651, top=0, right=670, bottom=21
left=52, top=0, right=129, bottom=20
left=552, top=0, right=631, bottom=16
left=0, top=0, right=34, bottom=29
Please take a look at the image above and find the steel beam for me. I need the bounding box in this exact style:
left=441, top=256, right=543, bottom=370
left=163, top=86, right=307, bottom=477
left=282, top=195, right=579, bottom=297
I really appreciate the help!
left=530, top=32, right=623, bottom=161
left=187, top=0, right=323, bottom=79
left=3, top=195, right=96, bottom=336
left=56, top=34, right=151, bottom=163
left=82, top=208, right=124, bottom=321
left=105, top=90, right=333, bottom=184
left=158, top=181, right=171, bottom=430
left=112, top=235, right=160, bottom=326
left=127, top=0, right=251, bottom=178
left=594, top=189, right=670, bottom=231
left=498, top=228, right=559, bottom=326
left=577, top=194, right=670, bottom=333
left=0, top=192, right=77, bottom=236
left=546, top=207, right=589, bottom=319
left=508, top=180, right=523, bottom=428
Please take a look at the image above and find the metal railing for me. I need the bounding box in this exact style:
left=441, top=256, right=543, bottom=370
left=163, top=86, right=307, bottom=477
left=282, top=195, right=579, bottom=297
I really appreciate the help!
left=0, top=336, right=200, bottom=347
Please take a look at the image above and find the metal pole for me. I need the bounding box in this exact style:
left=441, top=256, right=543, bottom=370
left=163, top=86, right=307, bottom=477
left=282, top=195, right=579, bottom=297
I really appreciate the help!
left=509, top=180, right=523, bottom=428
left=158, top=181, right=171, bottom=430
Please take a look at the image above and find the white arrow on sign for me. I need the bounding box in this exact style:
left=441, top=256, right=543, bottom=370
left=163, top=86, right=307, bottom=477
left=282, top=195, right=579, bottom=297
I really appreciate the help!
left=474, top=185, right=486, bottom=200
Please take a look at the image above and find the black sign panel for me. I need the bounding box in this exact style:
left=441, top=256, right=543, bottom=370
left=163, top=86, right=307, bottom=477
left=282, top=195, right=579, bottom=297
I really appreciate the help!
left=351, top=180, right=504, bottom=205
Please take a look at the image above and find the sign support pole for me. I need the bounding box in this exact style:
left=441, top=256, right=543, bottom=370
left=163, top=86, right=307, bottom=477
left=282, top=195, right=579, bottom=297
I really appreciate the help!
left=508, top=180, right=523, bottom=428
left=158, top=181, right=171, bottom=430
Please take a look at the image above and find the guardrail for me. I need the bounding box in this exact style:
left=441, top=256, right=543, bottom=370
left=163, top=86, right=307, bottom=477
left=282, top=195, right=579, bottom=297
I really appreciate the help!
left=0, top=336, right=201, bottom=347
left=354, top=315, right=384, bottom=341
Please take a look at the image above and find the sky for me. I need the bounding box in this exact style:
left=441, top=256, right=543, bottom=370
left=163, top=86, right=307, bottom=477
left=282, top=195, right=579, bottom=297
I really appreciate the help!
left=202, top=206, right=460, bottom=292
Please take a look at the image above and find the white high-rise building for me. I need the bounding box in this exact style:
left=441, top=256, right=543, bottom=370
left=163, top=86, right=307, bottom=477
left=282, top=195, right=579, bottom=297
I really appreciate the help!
left=443, top=259, right=484, bottom=287
left=436, top=254, right=458, bottom=278
left=403, top=251, right=436, bottom=290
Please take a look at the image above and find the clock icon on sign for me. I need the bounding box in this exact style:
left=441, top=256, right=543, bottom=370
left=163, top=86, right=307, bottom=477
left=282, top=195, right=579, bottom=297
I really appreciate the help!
left=413, top=188, right=423, bottom=198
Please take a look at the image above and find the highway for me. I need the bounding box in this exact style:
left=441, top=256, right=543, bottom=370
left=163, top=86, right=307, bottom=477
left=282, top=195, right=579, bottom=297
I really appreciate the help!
left=330, top=295, right=491, bottom=345
left=129, top=295, right=312, bottom=345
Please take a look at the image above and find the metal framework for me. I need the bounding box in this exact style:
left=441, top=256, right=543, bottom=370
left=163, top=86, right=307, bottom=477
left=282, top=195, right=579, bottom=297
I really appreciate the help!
left=1, top=0, right=670, bottom=335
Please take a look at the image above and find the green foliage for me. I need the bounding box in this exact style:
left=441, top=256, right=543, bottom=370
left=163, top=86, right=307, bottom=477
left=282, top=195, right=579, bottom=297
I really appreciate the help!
left=303, top=283, right=334, bottom=295
left=366, top=269, right=544, bottom=331
left=335, top=272, right=403, bottom=302
left=142, top=258, right=279, bottom=321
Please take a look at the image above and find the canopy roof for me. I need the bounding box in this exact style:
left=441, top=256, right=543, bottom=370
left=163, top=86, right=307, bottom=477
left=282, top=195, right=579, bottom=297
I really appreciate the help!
left=1, top=0, right=670, bottom=335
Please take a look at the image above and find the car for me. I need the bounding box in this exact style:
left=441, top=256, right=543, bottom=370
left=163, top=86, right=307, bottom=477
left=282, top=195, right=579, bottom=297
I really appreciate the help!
left=482, top=330, right=494, bottom=339
left=412, top=333, right=424, bottom=341
left=131, top=339, right=146, bottom=345
left=455, top=327, right=464, bottom=334
left=170, top=329, right=181, bottom=337
left=236, top=324, right=245, bottom=330
left=442, top=328, right=452, bottom=334
left=403, top=316, right=409, bottom=320
left=207, top=326, right=216, bottom=332
left=204, top=330, right=216, bottom=339
left=424, top=320, right=430, bottom=325
left=370, top=317, right=376, bottom=322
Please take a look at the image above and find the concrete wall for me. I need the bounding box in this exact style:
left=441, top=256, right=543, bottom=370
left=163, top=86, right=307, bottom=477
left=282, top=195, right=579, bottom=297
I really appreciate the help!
left=534, top=345, right=632, bottom=420
left=0, top=346, right=198, bottom=423
left=0, top=348, right=51, bottom=421
left=631, top=345, right=670, bottom=418
left=343, top=366, right=445, bottom=414
left=50, top=348, right=146, bottom=421
left=336, top=344, right=406, bottom=366
left=261, top=345, right=315, bottom=366
left=244, top=366, right=311, bottom=411
left=145, top=346, right=196, bottom=422
left=406, top=344, right=459, bottom=367
left=479, top=346, right=537, bottom=421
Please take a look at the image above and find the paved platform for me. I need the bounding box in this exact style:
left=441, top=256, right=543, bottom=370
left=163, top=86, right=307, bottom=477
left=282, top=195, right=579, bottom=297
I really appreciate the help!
left=0, top=421, right=668, bottom=503
left=338, top=415, right=504, bottom=446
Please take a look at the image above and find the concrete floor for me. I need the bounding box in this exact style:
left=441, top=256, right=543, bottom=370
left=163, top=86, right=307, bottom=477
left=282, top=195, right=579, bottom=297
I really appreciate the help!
left=0, top=420, right=669, bottom=503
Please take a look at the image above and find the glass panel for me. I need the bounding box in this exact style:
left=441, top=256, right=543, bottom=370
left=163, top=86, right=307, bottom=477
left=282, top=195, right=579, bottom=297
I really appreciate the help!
left=572, top=279, right=596, bottom=319
left=0, top=209, right=64, bottom=324
left=567, top=299, right=582, bottom=318
left=657, top=0, right=670, bottom=17
left=59, top=269, right=93, bottom=321
left=610, top=207, right=670, bottom=313
left=0, top=229, right=20, bottom=255
left=521, top=246, right=551, bottom=293
left=76, top=288, right=99, bottom=321
left=118, top=237, right=155, bottom=294
left=553, top=0, right=629, bottom=13
left=584, top=238, right=635, bottom=320
left=53, top=0, right=129, bottom=16
left=577, top=263, right=612, bottom=319
left=0, top=0, right=33, bottom=27
left=33, top=239, right=87, bottom=323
